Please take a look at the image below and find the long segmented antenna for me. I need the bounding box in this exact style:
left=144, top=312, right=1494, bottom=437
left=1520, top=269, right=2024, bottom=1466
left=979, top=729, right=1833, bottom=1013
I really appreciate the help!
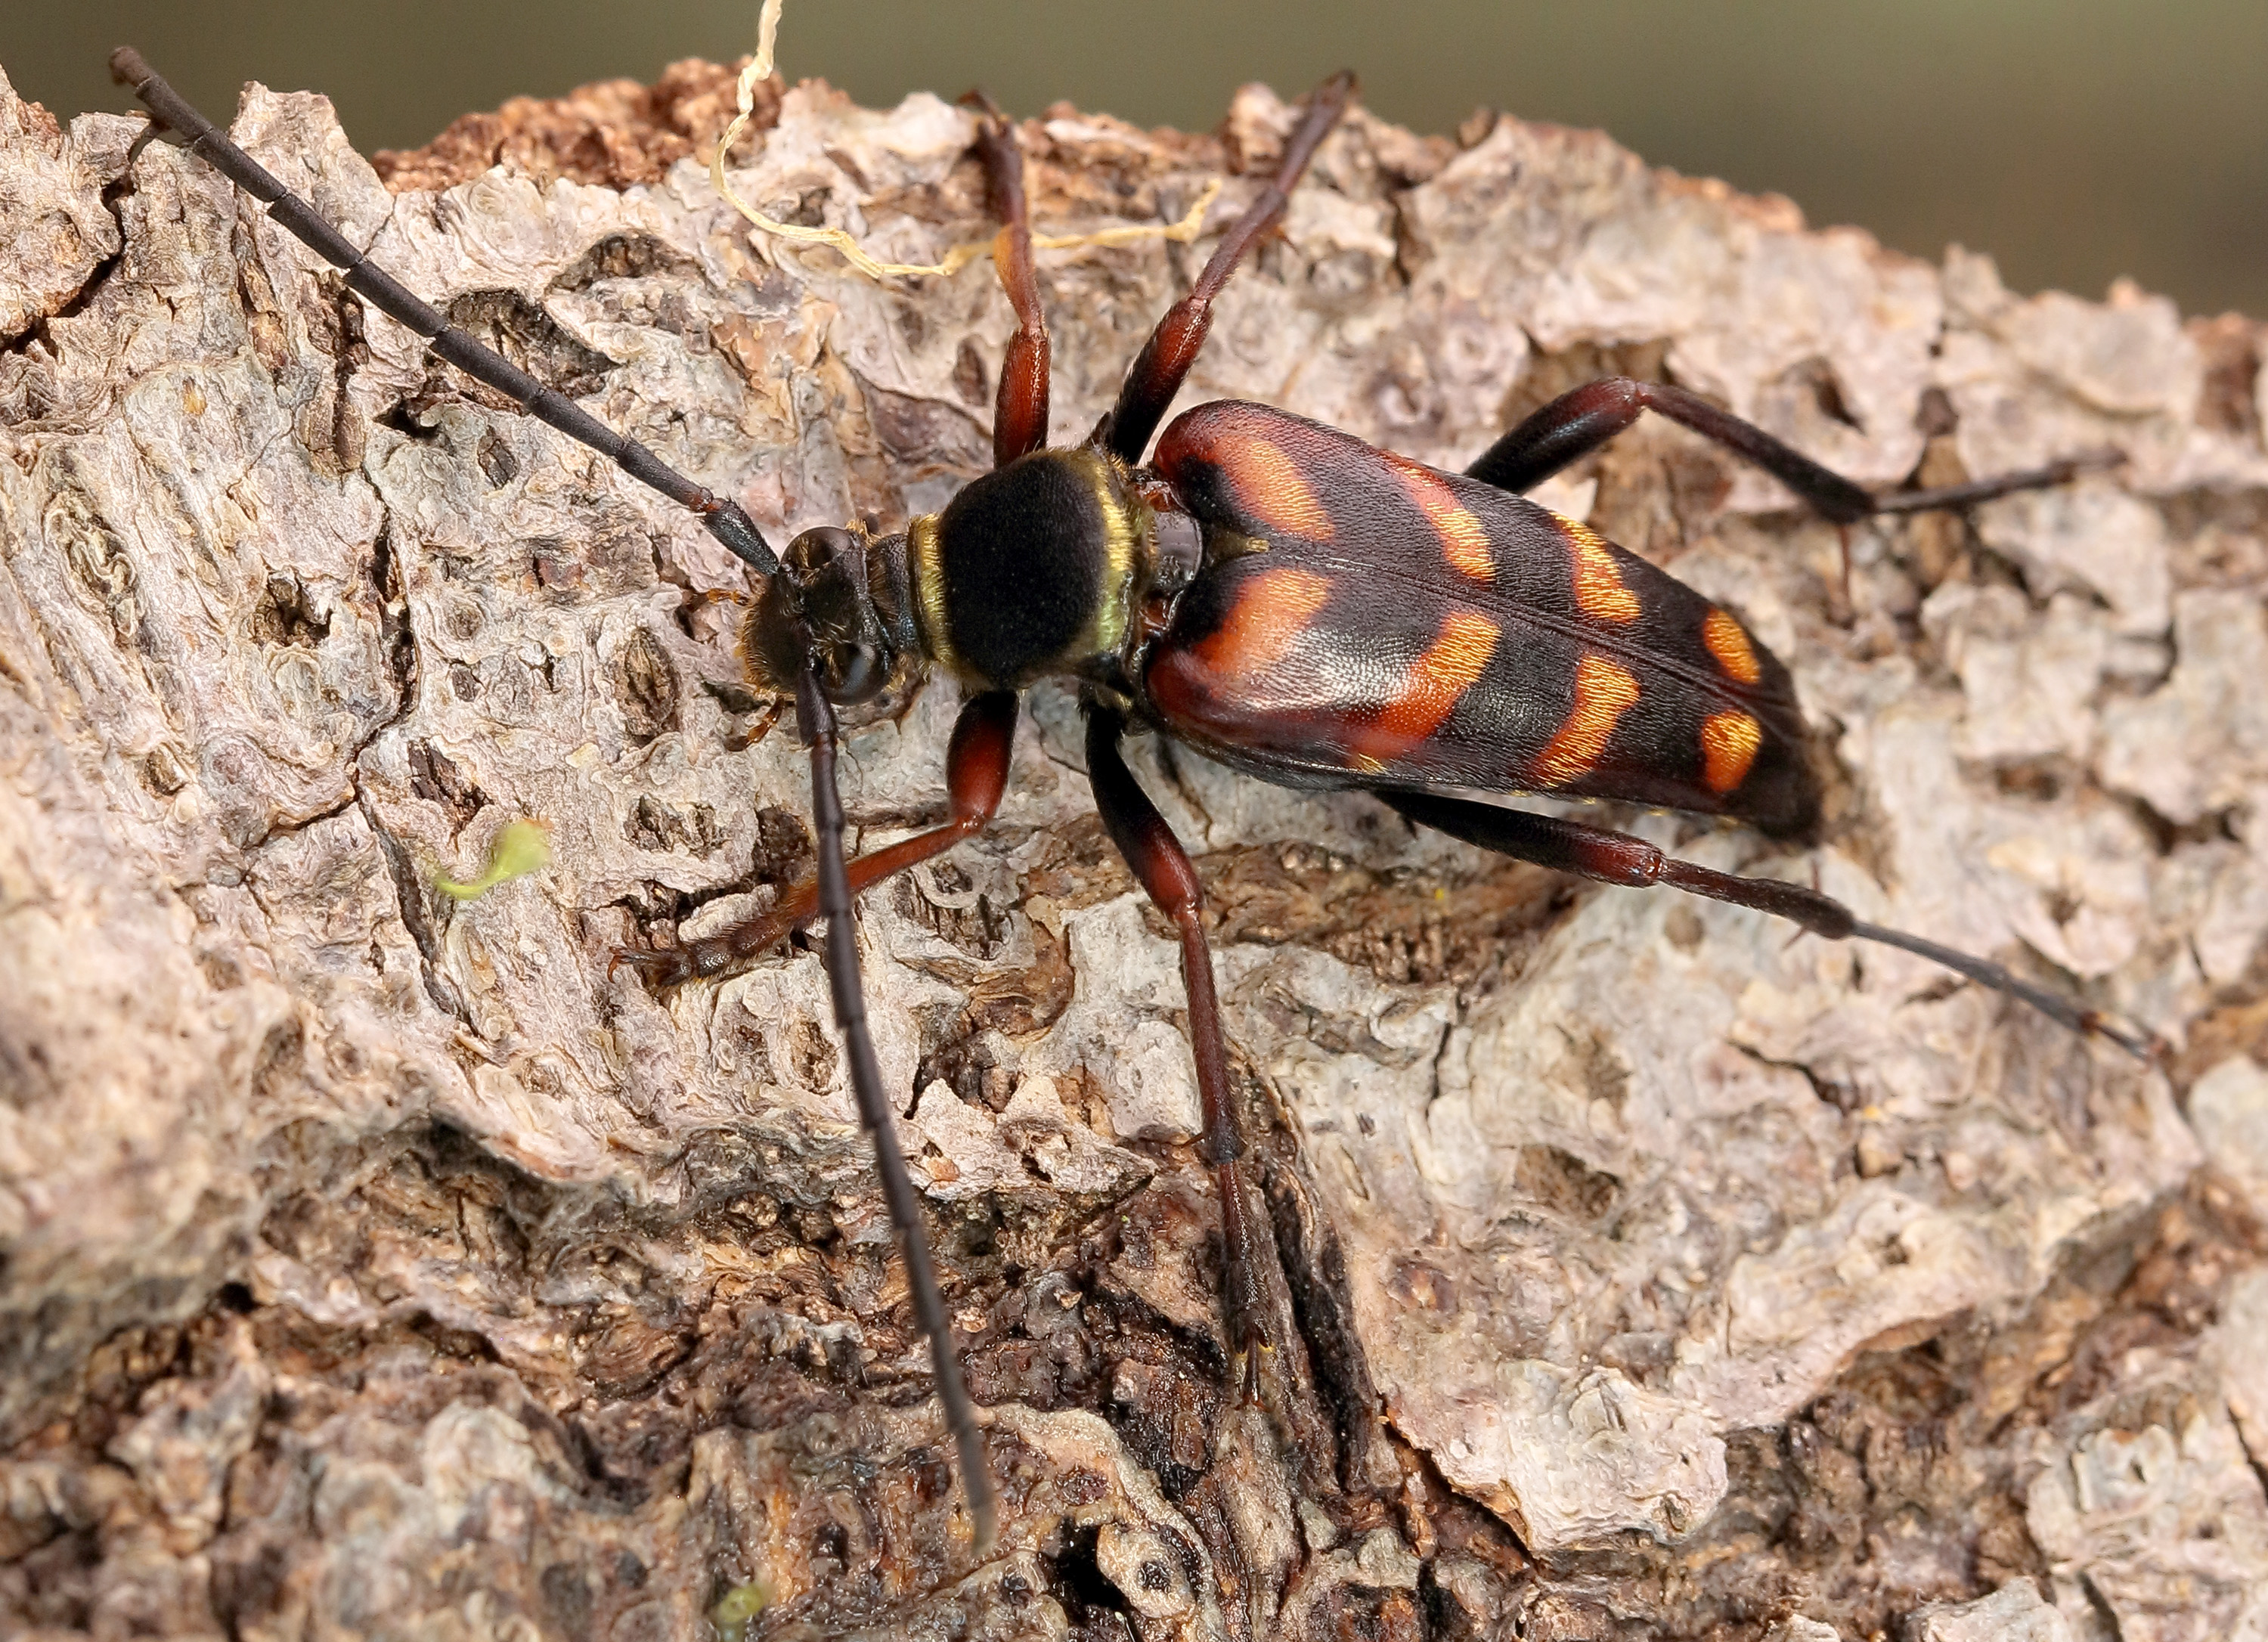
left=116, top=42, right=999, bottom=1536
left=795, top=646, right=998, bottom=1551
left=110, top=47, right=781, bottom=577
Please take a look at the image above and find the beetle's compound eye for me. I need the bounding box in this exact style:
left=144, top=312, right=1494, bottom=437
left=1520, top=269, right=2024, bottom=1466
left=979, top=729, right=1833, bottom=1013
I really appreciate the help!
left=823, top=642, right=885, bottom=706
left=784, top=525, right=859, bottom=581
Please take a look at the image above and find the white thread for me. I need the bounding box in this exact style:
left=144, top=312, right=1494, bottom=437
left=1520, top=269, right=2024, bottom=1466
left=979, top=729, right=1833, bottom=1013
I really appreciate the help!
left=711, top=0, right=1222, bottom=282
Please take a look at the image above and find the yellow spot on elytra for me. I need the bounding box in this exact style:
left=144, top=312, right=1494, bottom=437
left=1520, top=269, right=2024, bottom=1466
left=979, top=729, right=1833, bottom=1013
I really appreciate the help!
left=1388, top=454, right=1492, bottom=583
left=1563, top=519, right=1640, bottom=624
left=1533, top=654, right=1640, bottom=786
left=1346, top=608, right=1501, bottom=766
left=1702, top=609, right=1763, bottom=685
left=1699, top=711, right=1763, bottom=794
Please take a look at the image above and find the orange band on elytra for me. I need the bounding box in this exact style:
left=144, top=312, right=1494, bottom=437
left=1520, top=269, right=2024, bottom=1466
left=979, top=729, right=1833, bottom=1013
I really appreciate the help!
left=1533, top=652, right=1640, bottom=786
left=1702, top=608, right=1763, bottom=685
left=1190, top=565, right=1334, bottom=684
left=1346, top=608, right=1501, bottom=767
left=1215, top=430, right=1334, bottom=539
left=1562, top=519, right=1641, bottom=624
left=1388, top=455, right=1493, bottom=584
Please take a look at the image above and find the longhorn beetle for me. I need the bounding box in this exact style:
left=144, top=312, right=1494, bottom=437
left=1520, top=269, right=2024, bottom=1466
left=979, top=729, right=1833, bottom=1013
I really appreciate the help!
left=113, top=46, right=2158, bottom=1553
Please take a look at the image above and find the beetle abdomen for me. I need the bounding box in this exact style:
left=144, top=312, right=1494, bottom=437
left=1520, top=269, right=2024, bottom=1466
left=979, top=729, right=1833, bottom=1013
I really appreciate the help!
left=1140, top=401, right=1820, bottom=838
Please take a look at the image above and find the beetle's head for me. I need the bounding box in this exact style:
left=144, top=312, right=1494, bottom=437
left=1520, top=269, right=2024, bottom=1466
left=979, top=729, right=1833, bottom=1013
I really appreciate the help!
left=739, top=525, right=925, bottom=723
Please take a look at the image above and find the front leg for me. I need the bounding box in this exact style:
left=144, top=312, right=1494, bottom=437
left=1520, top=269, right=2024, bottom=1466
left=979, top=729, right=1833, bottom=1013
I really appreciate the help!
left=1096, top=71, right=1356, bottom=465
left=618, top=690, right=1018, bottom=984
left=1084, top=705, right=1268, bottom=1392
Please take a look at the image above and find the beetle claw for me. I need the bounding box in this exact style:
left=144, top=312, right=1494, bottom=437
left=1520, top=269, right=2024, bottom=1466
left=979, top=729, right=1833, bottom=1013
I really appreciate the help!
left=609, top=945, right=694, bottom=989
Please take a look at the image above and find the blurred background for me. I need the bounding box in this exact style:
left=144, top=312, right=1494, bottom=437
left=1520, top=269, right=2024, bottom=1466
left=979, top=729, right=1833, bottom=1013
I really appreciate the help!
left=10, top=1, right=2264, bottom=317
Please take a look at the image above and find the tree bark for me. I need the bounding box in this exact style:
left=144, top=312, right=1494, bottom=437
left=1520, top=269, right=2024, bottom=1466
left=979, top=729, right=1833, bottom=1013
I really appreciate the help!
left=5, top=54, right=2268, bottom=1642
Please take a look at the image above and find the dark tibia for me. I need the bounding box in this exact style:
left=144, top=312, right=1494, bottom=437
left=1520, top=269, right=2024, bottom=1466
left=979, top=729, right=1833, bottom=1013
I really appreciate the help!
left=963, top=94, right=1052, bottom=467
left=1085, top=707, right=1267, bottom=1382
left=1098, top=71, right=1356, bottom=465
left=795, top=655, right=997, bottom=1551
left=617, top=690, right=1018, bottom=986
left=111, top=47, right=779, bottom=575
left=1385, top=791, right=2158, bottom=1061
left=1467, top=375, right=2108, bottom=526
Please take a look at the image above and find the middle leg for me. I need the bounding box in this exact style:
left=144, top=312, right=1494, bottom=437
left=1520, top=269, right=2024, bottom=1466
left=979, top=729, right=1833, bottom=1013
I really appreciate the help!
left=618, top=689, right=1019, bottom=985
left=1086, top=705, right=1268, bottom=1387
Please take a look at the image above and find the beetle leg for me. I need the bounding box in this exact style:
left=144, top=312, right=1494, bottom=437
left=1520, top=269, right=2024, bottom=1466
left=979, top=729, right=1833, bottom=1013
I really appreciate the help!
left=616, top=690, right=1018, bottom=986
left=1097, top=71, right=1356, bottom=466
left=1385, top=790, right=2163, bottom=1061
left=1085, top=705, right=1269, bottom=1390
left=1465, top=375, right=2109, bottom=522
left=962, top=94, right=1052, bottom=467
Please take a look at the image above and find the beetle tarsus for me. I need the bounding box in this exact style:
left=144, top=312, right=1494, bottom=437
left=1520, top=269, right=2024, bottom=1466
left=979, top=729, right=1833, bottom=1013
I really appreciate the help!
left=1238, top=1333, right=1271, bottom=1407
left=1848, top=920, right=2159, bottom=1062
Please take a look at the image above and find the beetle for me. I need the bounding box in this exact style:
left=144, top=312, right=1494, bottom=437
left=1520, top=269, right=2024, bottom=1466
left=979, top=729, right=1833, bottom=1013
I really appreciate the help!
left=110, top=45, right=2156, bottom=1552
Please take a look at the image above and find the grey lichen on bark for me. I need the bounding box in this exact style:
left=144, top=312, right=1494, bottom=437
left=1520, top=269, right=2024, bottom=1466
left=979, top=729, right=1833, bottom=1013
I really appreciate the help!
left=5, top=48, right=2268, bottom=1642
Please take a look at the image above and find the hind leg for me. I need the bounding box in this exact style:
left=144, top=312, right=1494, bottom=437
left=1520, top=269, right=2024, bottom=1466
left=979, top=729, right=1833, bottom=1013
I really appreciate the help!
left=1384, top=789, right=2160, bottom=1060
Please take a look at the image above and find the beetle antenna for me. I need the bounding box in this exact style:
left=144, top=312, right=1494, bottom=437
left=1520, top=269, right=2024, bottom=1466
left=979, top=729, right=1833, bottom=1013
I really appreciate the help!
left=793, top=644, right=997, bottom=1551
left=109, top=47, right=781, bottom=578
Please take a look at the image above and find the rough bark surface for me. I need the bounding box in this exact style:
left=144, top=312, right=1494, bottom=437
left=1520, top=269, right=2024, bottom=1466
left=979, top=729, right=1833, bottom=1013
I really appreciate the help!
left=5, top=52, right=2268, bottom=1642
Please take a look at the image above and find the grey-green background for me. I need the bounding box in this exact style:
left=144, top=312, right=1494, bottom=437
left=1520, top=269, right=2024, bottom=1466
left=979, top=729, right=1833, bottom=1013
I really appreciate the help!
left=9, top=2, right=2266, bottom=318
